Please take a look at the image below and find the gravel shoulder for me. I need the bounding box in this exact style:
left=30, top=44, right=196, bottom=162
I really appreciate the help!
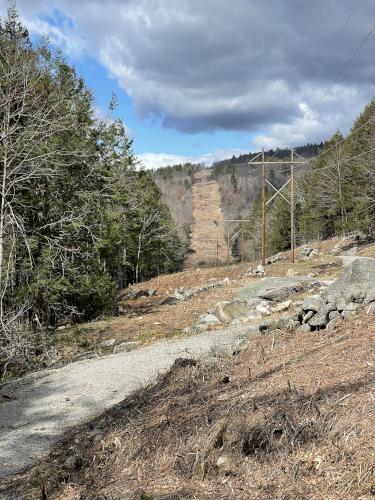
left=0, top=323, right=254, bottom=480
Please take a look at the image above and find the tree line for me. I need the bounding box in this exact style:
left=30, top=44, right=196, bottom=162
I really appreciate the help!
left=242, top=97, right=375, bottom=257
left=0, top=5, right=184, bottom=379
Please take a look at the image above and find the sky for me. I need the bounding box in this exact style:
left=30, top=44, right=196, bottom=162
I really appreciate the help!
left=0, top=0, right=374, bottom=169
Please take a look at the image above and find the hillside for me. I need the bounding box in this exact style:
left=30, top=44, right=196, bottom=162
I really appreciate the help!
left=184, top=170, right=229, bottom=268
left=18, top=316, right=374, bottom=499
left=153, top=144, right=324, bottom=229
left=2, top=235, right=375, bottom=499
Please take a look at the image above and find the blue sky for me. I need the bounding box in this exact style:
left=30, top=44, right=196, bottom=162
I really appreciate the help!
left=1, top=0, right=375, bottom=168
left=73, top=53, right=254, bottom=160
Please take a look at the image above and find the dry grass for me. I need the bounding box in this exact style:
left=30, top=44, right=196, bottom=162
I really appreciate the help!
left=5, top=314, right=375, bottom=499
left=49, top=239, right=350, bottom=367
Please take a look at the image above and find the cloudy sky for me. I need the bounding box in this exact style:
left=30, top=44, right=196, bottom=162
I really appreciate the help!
left=1, top=0, right=374, bottom=168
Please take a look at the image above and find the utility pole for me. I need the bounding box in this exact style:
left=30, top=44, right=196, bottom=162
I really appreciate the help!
left=261, top=148, right=266, bottom=266
left=248, top=149, right=307, bottom=264
left=290, top=149, right=295, bottom=264
left=226, top=222, right=230, bottom=266
left=216, top=225, right=219, bottom=267
left=240, top=215, right=244, bottom=262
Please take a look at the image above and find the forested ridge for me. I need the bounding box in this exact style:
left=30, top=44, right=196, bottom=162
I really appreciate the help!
left=264, top=100, right=375, bottom=254
left=0, top=6, right=184, bottom=379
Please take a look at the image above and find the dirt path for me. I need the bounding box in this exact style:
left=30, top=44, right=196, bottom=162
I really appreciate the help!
left=0, top=323, right=254, bottom=480
left=185, top=170, right=228, bottom=268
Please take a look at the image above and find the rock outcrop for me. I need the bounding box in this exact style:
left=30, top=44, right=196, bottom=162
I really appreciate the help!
left=293, top=259, right=375, bottom=331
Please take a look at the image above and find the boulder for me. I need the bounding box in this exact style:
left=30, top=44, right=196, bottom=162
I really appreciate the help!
left=113, top=341, right=139, bottom=354
left=326, top=316, right=342, bottom=330
left=243, top=310, right=263, bottom=322
left=364, top=288, right=375, bottom=304
left=255, top=302, right=272, bottom=316
left=297, top=323, right=312, bottom=333
left=266, top=252, right=285, bottom=265
left=308, top=305, right=333, bottom=329
left=323, top=258, right=375, bottom=304
left=271, top=300, right=292, bottom=313
left=198, top=313, right=221, bottom=325
left=302, top=296, right=325, bottom=313
left=74, top=352, right=99, bottom=361
left=342, top=302, right=359, bottom=318
left=101, top=338, right=116, bottom=348
left=336, top=297, right=347, bottom=312
left=213, top=300, right=249, bottom=323
left=237, top=276, right=321, bottom=303
left=303, top=311, right=315, bottom=323
left=301, top=247, right=320, bottom=258
left=346, top=246, right=358, bottom=256
left=329, top=310, right=341, bottom=321
left=247, top=264, right=265, bottom=277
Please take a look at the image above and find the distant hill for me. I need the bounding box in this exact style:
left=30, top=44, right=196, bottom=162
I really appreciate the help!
left=152, top=143, right=326, bottom=232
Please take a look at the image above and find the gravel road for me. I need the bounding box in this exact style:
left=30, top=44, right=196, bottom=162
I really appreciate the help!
left=0, top=323, right=255, bottom=480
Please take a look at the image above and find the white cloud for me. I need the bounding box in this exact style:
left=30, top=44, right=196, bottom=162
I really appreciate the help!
left=137, top=148, right=249, bottom=170
left=1, top=0, right=375, bottom=149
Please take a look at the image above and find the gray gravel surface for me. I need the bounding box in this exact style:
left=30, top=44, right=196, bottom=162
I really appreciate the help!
left=0, top=323, right=255, bottom=480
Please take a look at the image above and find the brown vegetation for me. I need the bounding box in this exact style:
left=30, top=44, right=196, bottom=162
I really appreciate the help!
left=4, top=312, right=375, bottom=499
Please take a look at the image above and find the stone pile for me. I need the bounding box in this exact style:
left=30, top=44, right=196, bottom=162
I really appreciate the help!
left=247, top=264, right=265, bottom=277
left=293, top=258, right=375, bottom=332
left=300, top=247, right=320, bottom=258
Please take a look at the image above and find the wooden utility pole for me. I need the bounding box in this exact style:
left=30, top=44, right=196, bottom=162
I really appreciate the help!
left=261, top=148, right=266, bottom=266
left=248, top=149, right=307, bottom=264
left=240, top=215, right=244, bottom=262
left=226, top=222, right=230, bottom=266
left=290, top=149, right=295, bottom=264
left=215, top=222, right=219, bottom=267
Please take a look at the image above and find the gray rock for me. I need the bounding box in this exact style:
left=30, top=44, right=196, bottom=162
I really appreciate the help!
left=323, top=258, right=375, bottom=303
left=266, top=252, right=285, bottom=265
left=303, top=311, right=315, bottom=323
left=243, top=297, right=263, bottom=308
left=64, top=454, right=82, bottom=470
left=336, top=297, right=347, bottom=312
left=302, top=296, right=325, bottom=313
left=327, top=316, right=342, bottom=330
left=213, top=301, right=250, bottom=323
left=324, top=294, right=337, bottom=306
left=74, top=351, right=99, bottom=362
left=329, top=310, right=341, bottom=321
left=113, top=341, right=139, bottom=354
left=198, top=313, right=221, bottom=325
left=286, top=319, right=301, bottom=331
left=346, top=246, right=358, bottom=256
left=243, top=310, right=263, bottom=322
left=308, top=305, right=333, bottom=329
left=297, top=323, right=312, bottom=333
left=270, top=300, right=292, bottom=313
left=342, top=302, right=359, bottom=318
left=301, top=247, right=314, bottom=257
left=247, top=264, right=266, bottom=277
left=325, top=303, right=337, bottom=313
left=101, top=338, right=116, bottom=348
left=237, top=276, right=321, bottom=303
left=364, top=288, right=375, bottom=304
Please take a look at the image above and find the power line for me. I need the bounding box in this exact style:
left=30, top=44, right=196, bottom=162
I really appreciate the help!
left=298, top=21, right=375, bottom=132
left=275, top=115, right=375, bottom=173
